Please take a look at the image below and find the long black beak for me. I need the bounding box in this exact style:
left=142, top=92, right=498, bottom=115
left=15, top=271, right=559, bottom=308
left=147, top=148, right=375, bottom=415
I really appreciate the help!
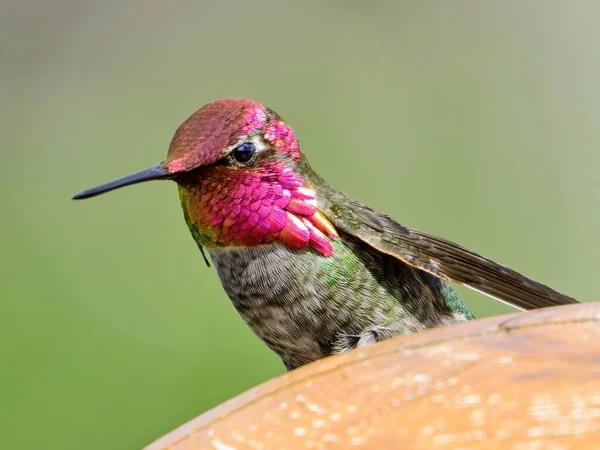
left=72, top=163, right=171, bottom=200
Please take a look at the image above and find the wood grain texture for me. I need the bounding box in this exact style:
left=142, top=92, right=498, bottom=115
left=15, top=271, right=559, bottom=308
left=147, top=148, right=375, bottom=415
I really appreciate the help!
left=144, top=303, right=600, bottom=450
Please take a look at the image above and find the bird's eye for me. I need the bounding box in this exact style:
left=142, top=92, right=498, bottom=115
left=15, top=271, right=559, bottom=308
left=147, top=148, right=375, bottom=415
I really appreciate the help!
left=231, top=142, right=256, bottom=163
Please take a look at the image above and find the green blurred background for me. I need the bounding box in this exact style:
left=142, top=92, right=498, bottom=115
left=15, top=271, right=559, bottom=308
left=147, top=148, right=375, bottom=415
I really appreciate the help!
left=2, top=1, right=599, bottom=449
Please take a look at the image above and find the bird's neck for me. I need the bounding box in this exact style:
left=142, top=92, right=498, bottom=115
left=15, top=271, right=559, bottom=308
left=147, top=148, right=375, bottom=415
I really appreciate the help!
left=177, top=159, right=340, bottom=256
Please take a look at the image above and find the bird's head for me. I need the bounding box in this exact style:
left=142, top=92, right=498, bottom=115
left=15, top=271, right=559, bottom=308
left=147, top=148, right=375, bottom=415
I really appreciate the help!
left=73, top=98, right=338, bottom=255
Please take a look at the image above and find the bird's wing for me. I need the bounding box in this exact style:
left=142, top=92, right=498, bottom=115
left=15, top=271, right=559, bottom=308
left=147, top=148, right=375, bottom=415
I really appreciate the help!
left=328, top=201, right=579, bottom=310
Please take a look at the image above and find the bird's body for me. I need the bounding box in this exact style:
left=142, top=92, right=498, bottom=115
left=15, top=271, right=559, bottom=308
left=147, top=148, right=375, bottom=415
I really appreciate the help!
left=73, top=98, right=579, bottom=370
left=208, top=235, right=470, bottom=370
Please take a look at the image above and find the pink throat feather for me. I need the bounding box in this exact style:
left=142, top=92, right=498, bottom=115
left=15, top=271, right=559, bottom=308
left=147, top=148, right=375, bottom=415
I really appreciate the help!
left=181, top=162, right=338, bottom=256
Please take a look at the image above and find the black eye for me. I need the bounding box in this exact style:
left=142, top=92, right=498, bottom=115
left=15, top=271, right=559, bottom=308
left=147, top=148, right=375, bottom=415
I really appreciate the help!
left=232, top=142, right=256, bottom=163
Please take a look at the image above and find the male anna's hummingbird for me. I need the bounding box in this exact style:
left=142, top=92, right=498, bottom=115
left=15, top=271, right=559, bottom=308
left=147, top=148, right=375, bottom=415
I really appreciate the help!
left=73, top=98, right=578, bottom=370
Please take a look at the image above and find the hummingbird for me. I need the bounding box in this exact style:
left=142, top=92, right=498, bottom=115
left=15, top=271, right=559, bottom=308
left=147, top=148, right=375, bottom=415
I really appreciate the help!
left=73, top=98, right=579, bottom=370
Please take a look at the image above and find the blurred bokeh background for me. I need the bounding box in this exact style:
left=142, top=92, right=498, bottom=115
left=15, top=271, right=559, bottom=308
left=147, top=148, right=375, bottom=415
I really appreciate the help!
left=2, top=1, right=599, bottom=449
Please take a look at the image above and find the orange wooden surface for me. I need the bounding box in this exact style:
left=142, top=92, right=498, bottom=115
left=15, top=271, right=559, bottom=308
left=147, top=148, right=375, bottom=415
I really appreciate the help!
left=144, top=303, right=600, bottom=449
